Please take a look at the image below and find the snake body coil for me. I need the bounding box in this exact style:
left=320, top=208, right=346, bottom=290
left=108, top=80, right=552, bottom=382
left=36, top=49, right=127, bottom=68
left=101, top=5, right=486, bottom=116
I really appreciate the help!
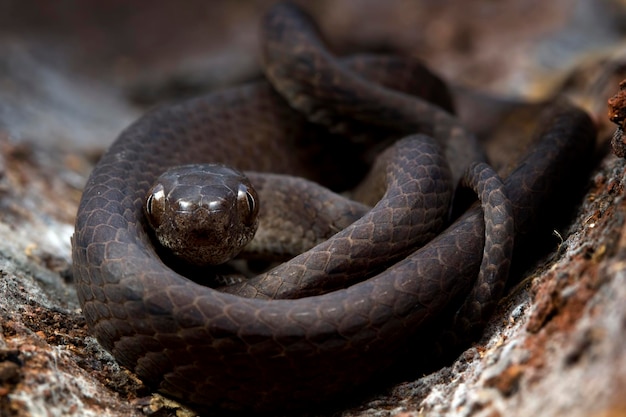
left=72, top=2, right=596, bottom=412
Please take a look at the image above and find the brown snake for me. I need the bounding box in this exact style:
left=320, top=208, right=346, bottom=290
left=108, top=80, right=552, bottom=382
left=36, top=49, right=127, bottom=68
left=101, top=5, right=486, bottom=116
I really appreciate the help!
left=71, top=2, right=596, bottom=412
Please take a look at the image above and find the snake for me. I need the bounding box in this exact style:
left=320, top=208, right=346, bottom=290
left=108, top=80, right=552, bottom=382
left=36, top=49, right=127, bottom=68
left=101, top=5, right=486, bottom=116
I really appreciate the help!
left=71, top=2, right=597, bottom=412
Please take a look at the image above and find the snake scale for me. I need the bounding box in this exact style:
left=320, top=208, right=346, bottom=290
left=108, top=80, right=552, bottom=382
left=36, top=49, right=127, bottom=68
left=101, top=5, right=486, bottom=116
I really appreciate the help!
left=71, top=2, right=596, bottom=412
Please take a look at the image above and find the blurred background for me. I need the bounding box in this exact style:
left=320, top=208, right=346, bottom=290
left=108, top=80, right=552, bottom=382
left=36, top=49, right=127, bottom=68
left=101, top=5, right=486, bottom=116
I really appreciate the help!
left=1, top=0, right=625, bottom=150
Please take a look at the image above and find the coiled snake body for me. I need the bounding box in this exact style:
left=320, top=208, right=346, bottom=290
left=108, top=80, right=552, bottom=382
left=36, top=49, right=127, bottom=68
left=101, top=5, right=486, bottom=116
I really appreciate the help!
left=72, top=2, right=596, bottom=412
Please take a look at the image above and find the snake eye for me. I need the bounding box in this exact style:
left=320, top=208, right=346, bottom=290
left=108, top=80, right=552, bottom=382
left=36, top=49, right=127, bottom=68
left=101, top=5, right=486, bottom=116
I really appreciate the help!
left=237, top=183, right=259, bottom=227
left=146, top=194, right=154, bottom=216
left=145, top=183, right=166, bottom=228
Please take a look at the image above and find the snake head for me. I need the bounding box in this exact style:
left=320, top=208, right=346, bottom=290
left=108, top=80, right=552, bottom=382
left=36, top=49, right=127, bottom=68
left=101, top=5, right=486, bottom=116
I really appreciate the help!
left=144, top=163, right=259, bottom=266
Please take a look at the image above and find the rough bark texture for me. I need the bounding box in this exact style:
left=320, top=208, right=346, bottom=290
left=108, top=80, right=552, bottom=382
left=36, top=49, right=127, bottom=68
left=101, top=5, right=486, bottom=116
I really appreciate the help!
left=0, top=1, right=625, bottom=416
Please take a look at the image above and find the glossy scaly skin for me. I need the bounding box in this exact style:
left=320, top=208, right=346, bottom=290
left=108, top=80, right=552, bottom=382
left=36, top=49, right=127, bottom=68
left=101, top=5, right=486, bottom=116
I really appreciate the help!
left=71, top=2, right=596, bottom=412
